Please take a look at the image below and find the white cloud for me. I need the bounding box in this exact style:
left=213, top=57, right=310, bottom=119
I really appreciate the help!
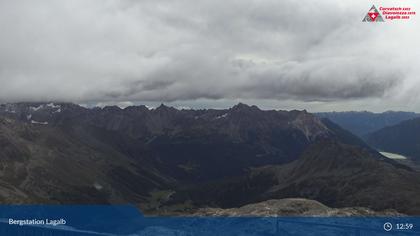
left=0, top=0, right=419, bottom=111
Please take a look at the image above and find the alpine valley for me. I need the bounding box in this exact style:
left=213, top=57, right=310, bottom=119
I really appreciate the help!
left=1, top=102, right=420, bottom=215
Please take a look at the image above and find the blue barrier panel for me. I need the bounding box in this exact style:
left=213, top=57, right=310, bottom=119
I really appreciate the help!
left=0, top=205, right=418, bottom=235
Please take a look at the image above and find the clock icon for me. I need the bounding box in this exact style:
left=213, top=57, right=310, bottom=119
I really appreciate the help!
left=384, top=222, right=393, bottom=232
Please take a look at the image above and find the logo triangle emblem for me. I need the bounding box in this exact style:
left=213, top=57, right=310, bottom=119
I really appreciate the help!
left=363, top=5, right=384, bottom=22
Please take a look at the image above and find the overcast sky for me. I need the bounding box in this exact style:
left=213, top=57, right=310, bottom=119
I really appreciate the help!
left=0, top=0, right=419, bottom=112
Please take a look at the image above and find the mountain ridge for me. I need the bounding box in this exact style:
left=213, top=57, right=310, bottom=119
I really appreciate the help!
left=0, top=102, right=419, bottom=215
left=316, top=111, right=420, bottom=137
left=366, top=117, right=420, bottom=160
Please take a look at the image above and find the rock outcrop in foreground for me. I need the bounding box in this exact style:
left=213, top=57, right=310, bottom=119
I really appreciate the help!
left=193, top=198, right=402, bottom=216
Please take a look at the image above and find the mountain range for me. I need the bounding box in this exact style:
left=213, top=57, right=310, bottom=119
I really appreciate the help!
left=0, top=102, right=419, bottom=215
left=316, top=111, right=420, bottom=137
left=366, top=117, right=420, bottom=160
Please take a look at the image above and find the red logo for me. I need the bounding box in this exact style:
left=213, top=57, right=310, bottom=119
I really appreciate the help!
left=369, top=12, right=379, bottom=21
left=363, top=5, right=384, bottom=22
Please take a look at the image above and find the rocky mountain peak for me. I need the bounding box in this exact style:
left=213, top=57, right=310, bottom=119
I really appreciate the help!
left=154, top=103, right=177, bottom=112
left=124, top=105, right=149, bottom=112
left=102, top=105, right=122, bottom=112
left=230, top=103, right=260, bottom=113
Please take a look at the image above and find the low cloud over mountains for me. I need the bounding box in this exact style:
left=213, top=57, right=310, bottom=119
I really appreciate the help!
left=0, top=0, right=419, bottom=111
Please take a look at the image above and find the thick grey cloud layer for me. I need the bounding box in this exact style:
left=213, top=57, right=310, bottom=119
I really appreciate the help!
left=0, top=0, right=419, bottom=111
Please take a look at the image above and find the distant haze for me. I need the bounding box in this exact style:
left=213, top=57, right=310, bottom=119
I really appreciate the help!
left=0, top=0, right=419, bottom=112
